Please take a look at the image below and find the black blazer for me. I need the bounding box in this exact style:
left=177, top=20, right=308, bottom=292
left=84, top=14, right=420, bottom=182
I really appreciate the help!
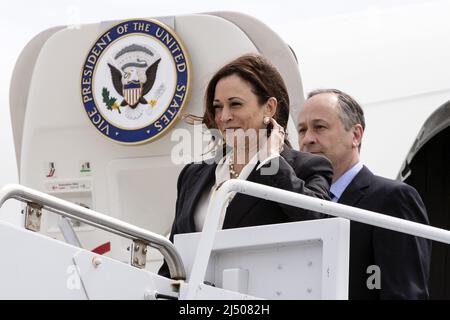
left=159, top=147, right=333, bottom=278
left=339, top=166, right=431, bottom=299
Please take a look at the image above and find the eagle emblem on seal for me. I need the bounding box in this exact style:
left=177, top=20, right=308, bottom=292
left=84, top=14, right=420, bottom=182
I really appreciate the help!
left=106, top=44, right=161, bottom=109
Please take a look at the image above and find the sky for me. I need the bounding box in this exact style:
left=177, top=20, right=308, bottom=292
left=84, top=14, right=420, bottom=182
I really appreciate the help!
left=0, top=0, right=444, bottom=218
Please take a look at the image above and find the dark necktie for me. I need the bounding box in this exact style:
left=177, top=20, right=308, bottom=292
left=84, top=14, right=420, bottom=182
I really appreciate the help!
left=330, top=191, right=338, bottom=202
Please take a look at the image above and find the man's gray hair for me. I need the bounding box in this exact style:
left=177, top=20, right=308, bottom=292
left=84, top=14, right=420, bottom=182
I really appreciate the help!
left=308, top=88, right=366, bottom=131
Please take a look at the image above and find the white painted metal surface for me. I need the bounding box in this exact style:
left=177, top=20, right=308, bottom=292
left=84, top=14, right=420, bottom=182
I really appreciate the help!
left=0, top=218, right=175, bottom=299
left=73, top=250, right=176, bottom=299
left=0, top=219, right=87, bottom=299
left=177, top=218, right=350, bottom=299
left=179, top=282, right=261, bottom=300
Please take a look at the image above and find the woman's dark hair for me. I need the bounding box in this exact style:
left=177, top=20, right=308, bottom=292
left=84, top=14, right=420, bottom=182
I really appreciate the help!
left=203, top=54, right=290, bottom=135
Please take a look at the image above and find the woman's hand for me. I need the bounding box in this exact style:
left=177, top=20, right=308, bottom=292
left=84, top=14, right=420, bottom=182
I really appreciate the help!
left=258, top=118, right=285, bottom=162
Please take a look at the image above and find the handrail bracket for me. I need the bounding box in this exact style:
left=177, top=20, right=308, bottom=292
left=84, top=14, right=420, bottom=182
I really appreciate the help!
left=24, top=202, right=42, bottom=232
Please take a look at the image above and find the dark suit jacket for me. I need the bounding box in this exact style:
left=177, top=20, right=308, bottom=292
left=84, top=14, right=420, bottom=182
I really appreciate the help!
left=159, top=147, right=333, bottom=278
left=339, top=166, right=431, bottom=299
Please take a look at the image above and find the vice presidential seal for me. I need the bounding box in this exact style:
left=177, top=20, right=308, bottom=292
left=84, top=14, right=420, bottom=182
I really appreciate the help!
left=81, top=19, right=190, bottom=144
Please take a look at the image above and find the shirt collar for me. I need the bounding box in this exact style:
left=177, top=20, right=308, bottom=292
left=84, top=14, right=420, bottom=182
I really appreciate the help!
left=330, top=161, right=363, bottom=201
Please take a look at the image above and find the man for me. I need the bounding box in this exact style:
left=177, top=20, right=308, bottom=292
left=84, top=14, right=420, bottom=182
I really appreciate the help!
left=297, top=88, right=431, bottom=299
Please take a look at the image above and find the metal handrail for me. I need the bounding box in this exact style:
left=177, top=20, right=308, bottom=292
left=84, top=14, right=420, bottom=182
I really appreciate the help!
left=0, top=183, right=186, bottom=280
left=186, top=179, right=450, bottom=298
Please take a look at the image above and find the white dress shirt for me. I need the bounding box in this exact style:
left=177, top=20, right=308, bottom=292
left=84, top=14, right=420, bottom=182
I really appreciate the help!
left=330, top=161, right=363, bottom=202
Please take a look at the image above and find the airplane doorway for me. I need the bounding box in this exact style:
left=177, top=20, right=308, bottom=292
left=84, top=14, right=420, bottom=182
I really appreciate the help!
left=405, top=125, right=450, bottom=299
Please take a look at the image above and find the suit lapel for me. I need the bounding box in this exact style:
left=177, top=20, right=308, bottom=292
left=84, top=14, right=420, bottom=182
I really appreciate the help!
left=223, top=149, right=295, bottom=228
left=338, top=166, right=372, bottom=206
left=222, top=168, right=263, bottom=228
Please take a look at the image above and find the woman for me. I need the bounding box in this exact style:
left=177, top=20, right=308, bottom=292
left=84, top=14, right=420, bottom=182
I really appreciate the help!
left=159, top=54, right=333, bottom=278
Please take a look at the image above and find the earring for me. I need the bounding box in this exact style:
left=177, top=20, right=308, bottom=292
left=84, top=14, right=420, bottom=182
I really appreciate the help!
left=263, top=116, right=270, bottom=125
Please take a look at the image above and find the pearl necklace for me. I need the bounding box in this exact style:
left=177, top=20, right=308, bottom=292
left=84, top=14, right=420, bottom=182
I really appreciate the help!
left=229, top=158, right=239, bottom=179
